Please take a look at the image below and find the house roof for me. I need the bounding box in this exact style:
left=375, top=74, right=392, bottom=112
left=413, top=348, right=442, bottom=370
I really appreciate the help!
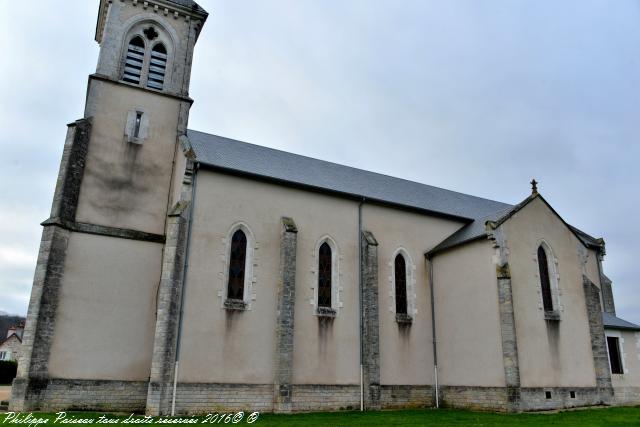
left=603, top=312, right=640, bottom=331
left=0, top=333, right=21, bottom=347
left=188, top=130, right=511, bottom=221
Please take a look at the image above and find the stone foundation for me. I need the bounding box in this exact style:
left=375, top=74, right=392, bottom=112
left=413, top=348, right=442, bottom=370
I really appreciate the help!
left=519, top=387, right=608, bottom=411
left=440, top=386, right=509, bottom=411
left=612, top=386, right=640, bottom=405
left=11, top=379, right=148, bottom=413
left=380, top=385, right=434, bottom=409
left=173, top=383, right=274, bottom=414
left=290, top=385, right=361, bottom=412
left=9, top=380, right=637, bottom=414
left=440, top=385, right=614, bottom=412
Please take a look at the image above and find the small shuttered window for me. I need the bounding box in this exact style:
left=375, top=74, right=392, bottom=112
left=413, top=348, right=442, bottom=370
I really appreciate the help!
left=394, top=254, right=408, bottom=315
left=538, top=246, right=554, bottom=312
left=147, top=43, right=167, bottom=90
left=123, top=36, right=145, bottom=85
left=227, top=230, right=247, bottom=300
left=318, top=242, right=332, bottom=308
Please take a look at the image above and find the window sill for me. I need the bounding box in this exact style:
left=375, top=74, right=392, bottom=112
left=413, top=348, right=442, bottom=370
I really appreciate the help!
left=316, top=307, right=337, bottom=318
left=544, top=310, right=561, bottom=321
left=223, top=299, right=247, bottom=311
left=396, top=313, right=413, bottom=325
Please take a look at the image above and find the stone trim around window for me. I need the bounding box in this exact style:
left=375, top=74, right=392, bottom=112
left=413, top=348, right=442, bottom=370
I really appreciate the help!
left=218, top=222, right=258, bottom=311
left=309, top=235, right=343, bottom=316
left=533, top=239, right=563, bottom=317
left=388, top=247, right=417, bottom=323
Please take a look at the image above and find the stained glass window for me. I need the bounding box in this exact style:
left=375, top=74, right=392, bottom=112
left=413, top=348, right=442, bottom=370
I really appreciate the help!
left=538, top=246, right=554, bottom=312
left=227, top=229, right=247, bottom=300
left=318, top=242, right=332, bottom=308
left=395, top=254, right=408, bottom=315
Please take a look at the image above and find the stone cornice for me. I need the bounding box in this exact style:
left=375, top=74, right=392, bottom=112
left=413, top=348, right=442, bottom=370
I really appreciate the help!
left=95, top=0, right=208, bottom=44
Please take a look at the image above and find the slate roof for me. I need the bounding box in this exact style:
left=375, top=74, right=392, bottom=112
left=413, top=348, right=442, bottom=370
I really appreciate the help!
left=188, top=130, right=511, bottom=221
left=165, top=0, right=207, bottom=15
left=603, top=312, right=640, bottom=331
left=188, top=130, right=603, bottom=255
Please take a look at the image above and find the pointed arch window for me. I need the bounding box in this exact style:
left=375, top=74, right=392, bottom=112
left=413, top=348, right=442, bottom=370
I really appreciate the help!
left=318, top=242, right=332, bottom=308
left=227, top=229, right=247, bottom=301
left=394, top=254, right=408, bottom=315
left=123, top=36, right=145, bottom=84
left=538, top=245, right=554, bottom=312
left=147, top=43, right=167, bottom=90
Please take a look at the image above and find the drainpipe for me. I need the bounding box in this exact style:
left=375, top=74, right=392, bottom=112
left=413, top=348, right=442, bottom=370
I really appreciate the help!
left=358, top=197, right=365, bottom=411
left=426, top=254, right=439, bottom=408
left=171, top=161, right=199, bottom=416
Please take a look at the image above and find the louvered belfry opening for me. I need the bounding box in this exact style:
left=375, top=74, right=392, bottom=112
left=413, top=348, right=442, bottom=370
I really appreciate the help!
left=227, top=229, right=247, bottom=300
left=538, top=246, right=554, bottom=312
left=394, top=254, right=408, bottom=315
left=318, top=242, right=332, bottom=308
left=147, top=43, right=167, bottom=90
left=123, top=36, right=145, bottom=84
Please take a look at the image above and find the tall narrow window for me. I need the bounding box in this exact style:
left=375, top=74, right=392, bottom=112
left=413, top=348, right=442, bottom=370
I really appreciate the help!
left=395, top=254, right=408, bottom=315
left=607, top=336, right=623, bottom=374
left=538, top=246, right=554, bottom=312
left=318, top=242, right=332, bottom=308
left=123, top=36, right=145, bottom=85
left=227, top=229, right=247, bottom=301
left=147, top=43, right=167, bottom=90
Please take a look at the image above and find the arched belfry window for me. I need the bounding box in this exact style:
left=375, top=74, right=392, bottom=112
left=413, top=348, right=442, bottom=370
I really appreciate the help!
left=538, top=245, right=554, bottom=312
left=394, top=254, right=408, bottom=315
left=147, top=43, right=167, bottom=90
left=227, top=229, right=247, bottom=301
left=123, top=36, right=145, bottom=84
left=318, top=242, right=332, bottom=308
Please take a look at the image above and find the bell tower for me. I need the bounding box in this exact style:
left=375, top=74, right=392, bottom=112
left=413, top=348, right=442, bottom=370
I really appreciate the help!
left=11, top=0, right=207, bottom=413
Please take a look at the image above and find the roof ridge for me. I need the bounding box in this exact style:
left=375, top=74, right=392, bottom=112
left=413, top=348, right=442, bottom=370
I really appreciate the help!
left=187, top=129, right=512, bottom=208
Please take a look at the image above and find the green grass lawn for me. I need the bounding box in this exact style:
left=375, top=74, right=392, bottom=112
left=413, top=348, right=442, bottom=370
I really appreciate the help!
left=2, top=407, right=640, bottom=426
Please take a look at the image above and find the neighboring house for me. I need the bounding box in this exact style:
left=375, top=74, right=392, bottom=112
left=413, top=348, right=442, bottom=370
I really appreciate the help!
left=10, top=0, right=640, bottom=415
left=0, top=324, right=24, bottom=363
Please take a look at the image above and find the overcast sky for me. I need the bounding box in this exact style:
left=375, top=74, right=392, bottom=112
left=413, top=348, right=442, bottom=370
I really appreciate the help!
left=0, top=0, right=638, bottom=323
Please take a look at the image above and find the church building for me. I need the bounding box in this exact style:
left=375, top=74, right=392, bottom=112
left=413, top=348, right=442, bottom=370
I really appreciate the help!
left=11, top=0, right=640, bottom=414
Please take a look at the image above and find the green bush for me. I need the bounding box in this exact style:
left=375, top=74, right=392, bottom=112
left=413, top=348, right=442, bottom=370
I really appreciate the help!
left=0, top=360, right=17, bottom=384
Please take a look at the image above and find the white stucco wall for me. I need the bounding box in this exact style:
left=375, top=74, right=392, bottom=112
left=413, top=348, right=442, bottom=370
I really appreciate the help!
left=48, top=232, right=162, bottom=380
left=362, top=205, right=462, bottom=386
left=432, top=239, right=506, bottom=387
left=76, top=79, right=183, bottom=235
left=503, top=197, right=597, bottom=387
left=178, top=170, right=361, bottom=385
left=606, top=329, right=640, bottom=388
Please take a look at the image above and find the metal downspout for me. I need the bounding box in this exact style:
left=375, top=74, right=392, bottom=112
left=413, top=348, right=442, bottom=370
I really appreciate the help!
left=171, top=161, right=199, bottom=416
left=358, top=197, right=365, bottom=411
left=427, top=254, right=439, bottom=408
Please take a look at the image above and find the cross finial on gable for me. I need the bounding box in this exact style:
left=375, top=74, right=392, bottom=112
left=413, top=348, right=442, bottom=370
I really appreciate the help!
left=531, top=179, right=538, bottom=195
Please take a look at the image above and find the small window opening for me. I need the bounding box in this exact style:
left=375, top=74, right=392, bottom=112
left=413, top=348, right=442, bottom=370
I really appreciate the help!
left=570, top=391, right=576, bottom=399
left=133, top=112, right=143, bottom=138
left=123, top=36, right=145, bottom=85
left=147, top=43, right=167, bottom=90
left=545, top=391, right=552, bottom=399
left=607, top=336, right=624, bottom=374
